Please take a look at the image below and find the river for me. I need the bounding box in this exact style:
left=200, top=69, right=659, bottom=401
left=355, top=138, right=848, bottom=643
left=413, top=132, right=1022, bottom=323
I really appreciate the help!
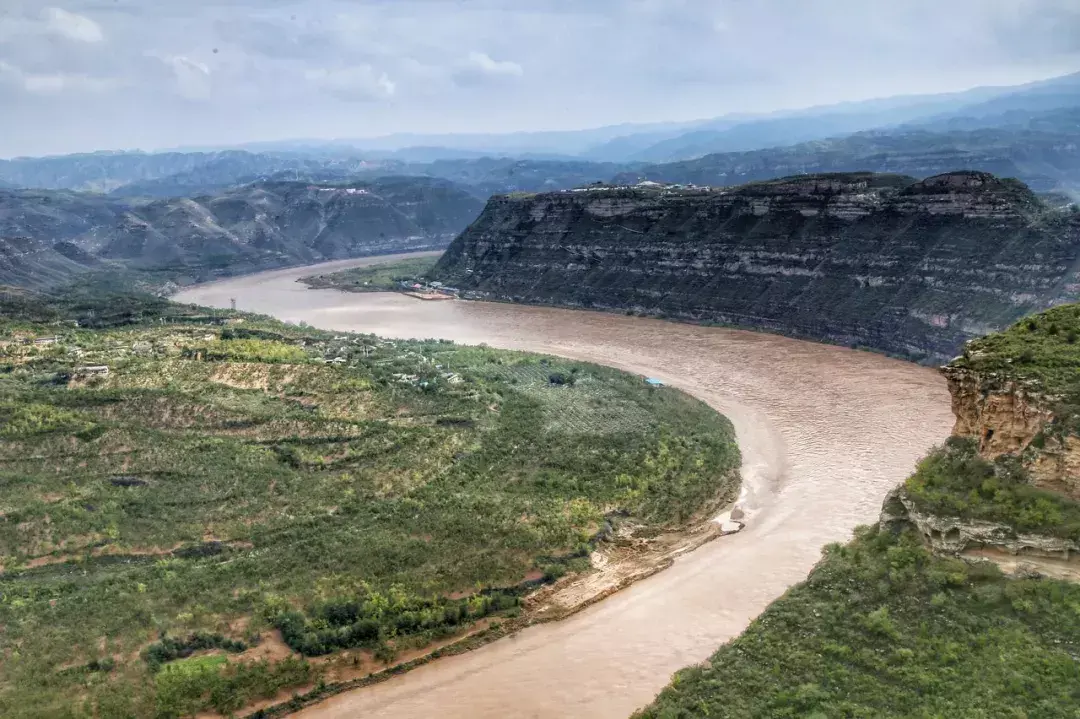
left=174, top=253, right=953, bottom=718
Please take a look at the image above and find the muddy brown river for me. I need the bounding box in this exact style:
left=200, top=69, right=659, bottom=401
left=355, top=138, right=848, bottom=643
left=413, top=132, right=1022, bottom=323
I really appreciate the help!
left=174, top=253, right=954, bottom=718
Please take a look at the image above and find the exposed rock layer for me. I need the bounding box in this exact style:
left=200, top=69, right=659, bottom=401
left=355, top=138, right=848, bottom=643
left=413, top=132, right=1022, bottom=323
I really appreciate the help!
left=881, top=485, right=1080, bottom=579
left=943, top=365, right=1080, bottom=500
left=434, top=171, right=1080, bottom=364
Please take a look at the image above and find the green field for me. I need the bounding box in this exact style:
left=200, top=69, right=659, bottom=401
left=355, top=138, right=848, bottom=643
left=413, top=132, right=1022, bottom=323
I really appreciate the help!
left=299, top=257, right=438, bottom=293
left=0, top=291, right=738, bottom=718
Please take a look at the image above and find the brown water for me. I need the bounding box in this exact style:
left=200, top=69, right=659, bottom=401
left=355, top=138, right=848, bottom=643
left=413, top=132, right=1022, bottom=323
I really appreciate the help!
left=175, top=254, right=953, bottom=718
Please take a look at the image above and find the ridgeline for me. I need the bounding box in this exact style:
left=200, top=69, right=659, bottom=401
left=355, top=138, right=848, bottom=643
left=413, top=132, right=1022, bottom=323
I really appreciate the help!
left=432, top=171, right=1080, bottom=365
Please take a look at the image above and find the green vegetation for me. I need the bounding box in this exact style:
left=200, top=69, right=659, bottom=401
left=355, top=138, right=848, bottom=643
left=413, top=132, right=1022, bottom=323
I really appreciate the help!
left=299, top=257, right=439, bottom=293
left=952, top=303, right=1080, bottom=396
left=637, top=525, right=1080, bottom=718
left=0, top=291, right=738, bottom=717
left=640, top=300, right=1080, bottom=718
left=952, top=303, right=1080, bottom=438
left=906, top=437, right=1080, bottom=541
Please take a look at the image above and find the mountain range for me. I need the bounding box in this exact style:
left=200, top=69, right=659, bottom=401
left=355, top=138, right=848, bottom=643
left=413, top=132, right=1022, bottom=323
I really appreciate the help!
left=0, top=177, right=482, bottom=289
left=3, top=70, right=1079, bottom=199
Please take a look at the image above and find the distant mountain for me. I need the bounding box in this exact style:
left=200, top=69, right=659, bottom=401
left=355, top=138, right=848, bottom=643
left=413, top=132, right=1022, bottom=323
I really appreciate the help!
left=0, top=150, right=394, bottom=195
left=0, top=177, right=483, bottom=288
left=3, top=70, right=1078, bottom=202
left=108, top=157, right=633, bottom=200
left=615, top=109, right=1080, bottom=192
left=109, top=155, right=391, bottom=198
left=922, top=71, right=1080, bottom=121
left=603, top=71, right=1080, bottom=163
left=419, top=157, right=636, bottom=196
left=0, top=151, right=245, bottom=193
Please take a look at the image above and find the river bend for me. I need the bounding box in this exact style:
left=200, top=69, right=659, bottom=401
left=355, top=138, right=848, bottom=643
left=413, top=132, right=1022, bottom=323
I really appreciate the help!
left=175, top=254, right=953, bottom=718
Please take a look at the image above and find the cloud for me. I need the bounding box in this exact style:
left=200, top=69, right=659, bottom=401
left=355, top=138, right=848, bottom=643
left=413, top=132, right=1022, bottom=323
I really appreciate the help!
left=43, top=7, right=104, bottom=43
left=453, top=51, right=523, bottom=86
left=2, top=0, right=1080, bottom=156
left=305, top=65, right=396, bottom=102
left=0, top=59, right=119, bottom=95
left=165, top=55, right=212, bottom=101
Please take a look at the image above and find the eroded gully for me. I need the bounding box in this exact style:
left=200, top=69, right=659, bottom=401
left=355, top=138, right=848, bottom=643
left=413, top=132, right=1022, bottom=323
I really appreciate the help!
left=174, top=253, right=953, bottom=718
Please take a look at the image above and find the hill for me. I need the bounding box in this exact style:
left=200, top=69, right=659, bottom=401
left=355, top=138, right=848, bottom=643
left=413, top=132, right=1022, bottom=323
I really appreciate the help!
left=0, top=290, right=738, bottom=718
left=432, top=171, right=1080, bottom=365
left=616, top=71, right=1080, bottom=163
left=637, top=305, right=1080, bottom=718
left=0, top=177, right=483, bottom=289
left=614, top=108, right=1080, bottom=193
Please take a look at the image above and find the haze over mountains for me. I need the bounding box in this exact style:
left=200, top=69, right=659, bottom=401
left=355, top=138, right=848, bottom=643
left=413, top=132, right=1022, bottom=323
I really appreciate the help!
left=6, top=69, right=1080, bottom=196
left=0, top=178, right=481, bottom=288
left=1, top=70, right=1079, bottom=291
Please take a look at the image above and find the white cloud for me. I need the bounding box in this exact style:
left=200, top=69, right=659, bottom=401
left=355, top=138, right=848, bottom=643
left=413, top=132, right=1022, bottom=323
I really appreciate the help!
left=465, top=51, right=523, bottom=78
left=0, top=59, right=119, bottom=95
left=305, top=65, right=396, bottom=102
left=452, top=51, right=524, bottom=87
left=43, top=7, right=104, bottom=43
left=160, top=55, right=212, bottom=101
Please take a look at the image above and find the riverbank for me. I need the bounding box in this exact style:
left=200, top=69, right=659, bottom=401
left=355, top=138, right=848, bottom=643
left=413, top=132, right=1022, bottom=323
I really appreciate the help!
left=0, top=289, right=738, bottom=718
left=173, top=255, right=952, bottom=718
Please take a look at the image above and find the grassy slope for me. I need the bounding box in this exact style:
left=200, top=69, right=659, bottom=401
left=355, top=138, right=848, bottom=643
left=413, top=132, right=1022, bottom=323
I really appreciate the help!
left=637, top=525, right=1080, bottom=718
left=639, top=305, right=1080, bottom=719
left=299, top=257, right=438, bottom=293
left=906, top=437, right=1080, bottom=541
left=951, top=303, right=1080, bottom=396
left=0, top=294, right=738, bottom=718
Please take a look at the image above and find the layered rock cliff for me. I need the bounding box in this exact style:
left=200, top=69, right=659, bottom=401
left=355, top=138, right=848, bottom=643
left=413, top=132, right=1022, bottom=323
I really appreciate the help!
left=943, top=304, right=1080, bottom=500
left=432, top=171, right=1080, bottom=364
left=881, top=305, right=1080, bottom=580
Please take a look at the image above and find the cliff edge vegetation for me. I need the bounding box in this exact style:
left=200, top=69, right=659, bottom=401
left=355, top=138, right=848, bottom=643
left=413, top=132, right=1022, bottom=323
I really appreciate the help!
left=432, top=170, right=1080, bottom=365
left=0, top=289, right=738, bottom=718
left=299, top=256, right=438, bottom=294
left=637, top=305, right=1080, bottom=718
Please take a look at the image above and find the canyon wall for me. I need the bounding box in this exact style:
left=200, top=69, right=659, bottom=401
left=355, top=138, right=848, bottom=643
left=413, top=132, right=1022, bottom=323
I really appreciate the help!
left=433, top=171, right=1080, bottom=364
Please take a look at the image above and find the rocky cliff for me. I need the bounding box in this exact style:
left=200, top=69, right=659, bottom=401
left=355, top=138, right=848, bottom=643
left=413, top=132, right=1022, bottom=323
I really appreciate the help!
left=879, top=305, right=1080, bottom=580
left=432, top=171, right=1080, bottom=364
left=942, top=303, right=1080, bottom=500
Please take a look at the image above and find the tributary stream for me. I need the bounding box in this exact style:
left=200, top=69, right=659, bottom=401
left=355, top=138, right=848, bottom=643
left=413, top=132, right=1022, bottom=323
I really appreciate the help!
left=175, top=253, right=953, bottom=718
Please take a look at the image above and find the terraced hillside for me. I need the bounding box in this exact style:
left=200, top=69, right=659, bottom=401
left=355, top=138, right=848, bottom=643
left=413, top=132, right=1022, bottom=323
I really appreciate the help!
left=0, top=291, right=738, bottom=718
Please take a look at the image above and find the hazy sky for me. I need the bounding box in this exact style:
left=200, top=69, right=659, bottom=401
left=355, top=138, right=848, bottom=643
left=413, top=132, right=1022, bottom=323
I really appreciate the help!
left=2, top=0, right=1079, bottom=157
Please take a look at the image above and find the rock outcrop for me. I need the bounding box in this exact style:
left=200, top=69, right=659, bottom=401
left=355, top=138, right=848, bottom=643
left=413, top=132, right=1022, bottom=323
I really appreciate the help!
left=941, top=366, right=1052, bottom=457
left=881, top=486, right=1077, bottom=559
left=881, top=485, right=1080, bottom=580
left=433, top=171, right=1080, bottom=364
left=942, top=366, right=1080, bottom=500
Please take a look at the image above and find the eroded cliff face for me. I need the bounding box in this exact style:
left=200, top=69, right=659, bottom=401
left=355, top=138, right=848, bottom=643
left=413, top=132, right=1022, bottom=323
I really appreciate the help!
left=434, top=171, right=1080, bottom=364
left=942, top=366, right=1052, bottom=457
left=881, top=486, right=1079, bottom=581
left=943, top=365, right=1080, bottom=500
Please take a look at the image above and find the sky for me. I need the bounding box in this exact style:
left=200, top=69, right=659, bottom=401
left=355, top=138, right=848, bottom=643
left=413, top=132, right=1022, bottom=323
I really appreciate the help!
left=1, top=0, right=1079, bottom=157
